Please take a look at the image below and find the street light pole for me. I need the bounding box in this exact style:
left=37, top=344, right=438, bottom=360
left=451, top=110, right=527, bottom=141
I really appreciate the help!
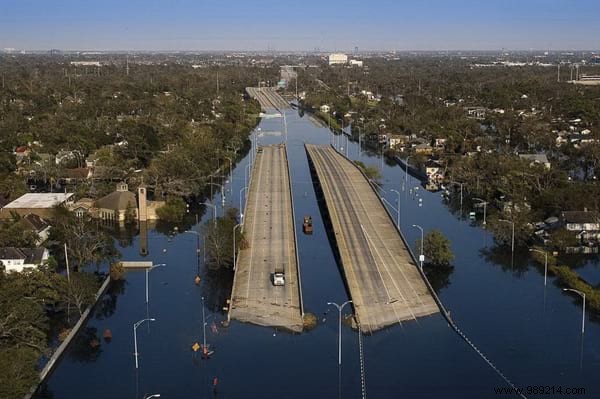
left=412, top=224, right=425, bottom=269
left=499, top=219, right=515, bottom=255
left=327, top=300, right=353, bottom=366
left=404, top=155, right=412, bottom=187
left=203, top=202, right=217, bottom=226
left=563, top=288, right=586, bottom=334
left=473, top=197, right=488, bottom=226
left=529, top=248, right=548, bottom=286
left=450, top=181, right=464, bottom=210
left=233, top=223, right=241, bottom=270
left=390, top=189, right=401, bottom=228
left=145, top=264, right=166, bottom=304
left=239, top=186, right=248, bottom=224
left=144, top=395, right=161, bottom=399
left=133, top=318, right=155, bottom=369
left=185, top=231, right=201, bottom=276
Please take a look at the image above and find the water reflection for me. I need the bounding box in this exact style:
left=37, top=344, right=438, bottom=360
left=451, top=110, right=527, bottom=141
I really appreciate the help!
left=68, top=327, right=102, bottom=363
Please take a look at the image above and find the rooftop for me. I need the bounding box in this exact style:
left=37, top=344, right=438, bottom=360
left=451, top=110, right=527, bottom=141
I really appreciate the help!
left=3, top=193, right=73, bottom=209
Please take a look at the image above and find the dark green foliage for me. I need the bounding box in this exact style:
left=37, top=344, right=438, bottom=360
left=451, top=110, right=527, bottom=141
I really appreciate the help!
left=203, top=208, right=244, bottom=270
left=417, top=230, right=454, bottom=267
left=0, top=347, right=39, bottom=399
left=156, top=196, right=187, bottom=222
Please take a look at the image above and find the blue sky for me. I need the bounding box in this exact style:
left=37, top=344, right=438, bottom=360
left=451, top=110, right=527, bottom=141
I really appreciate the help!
left=1, top=0, right=599, bottom=51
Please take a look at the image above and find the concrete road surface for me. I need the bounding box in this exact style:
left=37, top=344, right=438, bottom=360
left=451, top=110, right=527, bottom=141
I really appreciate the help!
left=229, top=144, right=303, bottom=332
left=306, top=144, right=439, bottom=333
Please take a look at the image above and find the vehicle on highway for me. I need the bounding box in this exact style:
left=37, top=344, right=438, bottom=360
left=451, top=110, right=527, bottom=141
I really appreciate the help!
left=303, top=215, right=313, bottom=234
left=272, top=264, right=285, bottom=286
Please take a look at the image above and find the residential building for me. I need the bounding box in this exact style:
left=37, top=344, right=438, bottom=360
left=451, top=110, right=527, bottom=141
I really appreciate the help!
left=20, top=214, right=51, bottom=245
left=349, top=59, right=363, bottom=67
left=69, top=198, right=94, bottom=218
left=414, top=143, right=434, bottom=155
left=0, top=193, right=74, bottom=219
left=0, top=247, right=49, bottom=273
left=562, top=210, right=600, bottom=233
left=328, top=53, right=348, bottom=65
left=424, top=160, right=445, bottom=183
left=465, top=107, right=487, bottom=120
left=388, top=135, right=409, bottom=150
left=519, top=153, right=551, bottom=169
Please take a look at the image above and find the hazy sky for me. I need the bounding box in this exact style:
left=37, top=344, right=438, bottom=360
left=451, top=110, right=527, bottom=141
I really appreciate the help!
left=1, top=0, right=599, bottom=51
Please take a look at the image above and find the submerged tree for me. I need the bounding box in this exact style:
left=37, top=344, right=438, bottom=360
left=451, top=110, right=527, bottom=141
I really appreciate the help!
left=203, top=208, right=244, bottom=270
left=417, top=229, right=454, bottom=267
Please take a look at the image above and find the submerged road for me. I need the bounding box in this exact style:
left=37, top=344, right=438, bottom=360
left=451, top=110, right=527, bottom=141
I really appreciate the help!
left=229, top=144, right=303, bottom=332
left=306, top=144, right=439, bottom=333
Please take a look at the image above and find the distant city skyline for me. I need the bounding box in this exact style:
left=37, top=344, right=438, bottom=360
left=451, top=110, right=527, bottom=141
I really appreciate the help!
left=1, top=0, right=599, bottom=52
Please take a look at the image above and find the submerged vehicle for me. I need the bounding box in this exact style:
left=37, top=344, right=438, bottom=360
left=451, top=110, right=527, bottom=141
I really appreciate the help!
left=303, top=215, right=313, bottom=234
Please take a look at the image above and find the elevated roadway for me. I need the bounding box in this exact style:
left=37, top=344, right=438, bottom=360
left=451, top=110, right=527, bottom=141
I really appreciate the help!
left=306, top=144, right=439, bottom=333
left=229, top=144, right=303, bottom=332
left=246, top=87, right=290, bottom=110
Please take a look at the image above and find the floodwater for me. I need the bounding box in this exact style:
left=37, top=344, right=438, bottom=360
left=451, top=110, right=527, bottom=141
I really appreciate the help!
left=34, top=109, right=600, bottom=398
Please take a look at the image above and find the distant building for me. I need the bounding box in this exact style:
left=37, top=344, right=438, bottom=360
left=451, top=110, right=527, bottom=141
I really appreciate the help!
left=70, top=61, right=101, bottom=67
left=319, top=104, right=331, bottom=113
left=328, top=53, right=348, bottom=65
left=562, top=210, right=600, bottom=233
left=519, top=153, right=551, bottom=169
left=95, top=183, right=138, bottom=222
left=19, top=214, right=51, bottom=245
left=0, top=193, right=73, bottom=219
left=0, top=247, right=49, bottom=273
left=88, top=183, right=164, bottom=223
left=424, top=160, right=446, bottom=184
left=349, top=59, right=363, bottom=67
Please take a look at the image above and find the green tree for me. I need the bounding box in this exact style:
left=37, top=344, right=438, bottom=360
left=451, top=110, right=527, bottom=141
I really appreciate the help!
left=66, top=272, right=101, bottom=317
left=203, top=208, right=243, bottom=270
left=0, top=347, right=39, bottom=399
left=156, top=196, right=187, bottom=222
left=417, top=230, right=454, bottom=267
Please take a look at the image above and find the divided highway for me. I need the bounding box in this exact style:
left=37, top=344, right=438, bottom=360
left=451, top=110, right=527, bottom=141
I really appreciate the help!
left=229, top=144, right=303, bottom=332
left=246, top=86, right=290, bottom=110
left=306, top=144, right=439, bottom=333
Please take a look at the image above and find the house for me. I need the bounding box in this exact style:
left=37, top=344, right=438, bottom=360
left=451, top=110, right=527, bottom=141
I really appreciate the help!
left=349, top=59, right=363, bottom=67
left=14, top=146, right=31, bottom=162
left=95, top=183, right=138, bottom=222
left=519, top=153, right=551, bottom=169
left=414, top=143, right=434, bottom=155
left=69, top=198, right=95, bottom=218
left=424, top=160, right=445, bottom=183
left=434, top=138, right=447, bottom=149
left=20, top=214, right=51, bottom=245
left=55, top=150, right=78, bottom=165
left=0, top=247, right=49, bottom=273
left=562, top=210, right=600, bottom=233
left=465, top=107, right=487, bottom=120
left=319, top=104, right=331, bottom=113
left=0, top=193, right=74, bottom=219
left=61, top=167, right=92, bottom=184
left=388, top=135, right=409, bottom=150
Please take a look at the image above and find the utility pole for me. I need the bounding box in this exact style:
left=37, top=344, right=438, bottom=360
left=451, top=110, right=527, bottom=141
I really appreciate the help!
left=557, top=63, right=560, bottom=83
left=216, top=71, right=220, bottom=97
left=64, top=243, right=70, bottom=283
left=126, top=56, right=130, bottom=76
